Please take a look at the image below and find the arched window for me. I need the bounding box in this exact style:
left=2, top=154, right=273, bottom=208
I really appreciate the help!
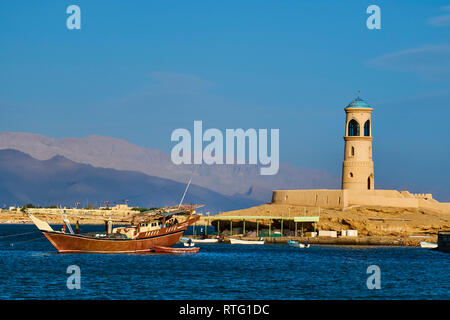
left=351, top=146, right=355, bottom=156
left=367, top=176, right=371, bottom=190
left=348, top=119, right=360, bottom=136
left=364, top=120, right=370, bottom=136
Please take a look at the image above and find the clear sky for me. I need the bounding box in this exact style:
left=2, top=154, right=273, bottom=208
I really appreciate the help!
left=1, top=1, right=450, bottom=200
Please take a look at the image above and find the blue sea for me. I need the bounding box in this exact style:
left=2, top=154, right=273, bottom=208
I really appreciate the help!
left=0, top=224, right=449, bottom=300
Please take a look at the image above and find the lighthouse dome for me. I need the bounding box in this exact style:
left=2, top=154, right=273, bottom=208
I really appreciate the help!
left=346, top=97, right=371, bottom=108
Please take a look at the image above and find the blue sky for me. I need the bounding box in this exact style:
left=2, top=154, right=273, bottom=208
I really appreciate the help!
left=1, top=1, right=450, bottom=200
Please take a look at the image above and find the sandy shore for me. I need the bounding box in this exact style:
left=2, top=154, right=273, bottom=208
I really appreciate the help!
left=0, top=211, right=119, bottom=225
left=213, top=204, right=449, bottom=235
left=1, top=208, right=446, bottom=247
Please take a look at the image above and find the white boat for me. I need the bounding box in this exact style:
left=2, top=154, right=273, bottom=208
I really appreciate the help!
left=192, top=238, right=219, bottom=243
left=183, top=242, right=195, bottom=247
left=229, top=238, right=265, bottom=245
left=419, top=241, right=438, bottom=249
left=288, top=240, right=310, bottom=248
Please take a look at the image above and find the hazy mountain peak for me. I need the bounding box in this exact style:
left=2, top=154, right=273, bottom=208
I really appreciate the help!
left=0, top=149, right=258, bottom=212
left=0, top=132, right=339, bottom=202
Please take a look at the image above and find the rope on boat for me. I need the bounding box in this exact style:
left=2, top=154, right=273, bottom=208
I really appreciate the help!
left=0, top=231, right=39, bottom=239
left=9, top=236, right=45, bottom=247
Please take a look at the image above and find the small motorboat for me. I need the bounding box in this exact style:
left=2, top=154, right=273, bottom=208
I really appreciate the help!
left=193, top=238, right=219, bottom=243
left=229, top=238, right=265, bottom=245
left=180, top=237, right=219, bottom=243
left=183, top=241, right=195, bottom=247
left=288, top=240, right=310, bottom=248
left=154, top=246, right=199, bottom=254
left=419, top=241, right=438, bottom=249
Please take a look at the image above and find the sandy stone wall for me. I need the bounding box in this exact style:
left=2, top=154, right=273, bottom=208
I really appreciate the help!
left=272, top=189, right=450, bottom=213
left=346, top=190, right=418, bottom=208
left=272, top=189, right=346, bottom=208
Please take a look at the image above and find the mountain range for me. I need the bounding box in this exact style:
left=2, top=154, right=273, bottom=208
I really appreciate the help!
left=0, top=132, right=339, bottom=212
left=0, top=149, right=260, bottom=213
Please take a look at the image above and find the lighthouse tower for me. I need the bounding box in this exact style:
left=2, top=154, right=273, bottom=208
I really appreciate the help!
left=342, top=96, right=374, bottom=190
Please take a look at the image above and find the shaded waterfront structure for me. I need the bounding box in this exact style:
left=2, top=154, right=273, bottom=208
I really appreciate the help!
left=206, top=211, right=320, bottom=237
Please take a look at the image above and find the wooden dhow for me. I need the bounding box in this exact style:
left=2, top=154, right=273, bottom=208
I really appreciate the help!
left=28, top=205, right=201, bottom=254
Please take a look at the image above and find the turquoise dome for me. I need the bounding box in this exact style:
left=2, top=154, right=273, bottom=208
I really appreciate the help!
left=346, top=97, right=371, bottom=108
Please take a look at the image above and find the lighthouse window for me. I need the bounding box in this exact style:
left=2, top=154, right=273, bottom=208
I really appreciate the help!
left=348, top=120, right=360, bottom=136
left=364, top=120, right=370, bottom=136
left=351, top=146, right=355, bottom=156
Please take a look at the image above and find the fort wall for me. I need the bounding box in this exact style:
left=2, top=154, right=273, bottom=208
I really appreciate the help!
left=272, top=189, right=346, bottom=208
left=272, top=189, right=450, bottom=212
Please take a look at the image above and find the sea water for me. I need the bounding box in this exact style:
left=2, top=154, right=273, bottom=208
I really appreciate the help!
left=0, top=224, right=448, bottom=299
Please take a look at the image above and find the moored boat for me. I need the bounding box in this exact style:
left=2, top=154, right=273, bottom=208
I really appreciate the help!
left=180, top=237, right=220, bottom=243
left=419, top=241, right=438, bottom=249
left=287, top=240, right=310, bottom=248
left=183, top=241, right=195, bottom=247
left=28, top=205, right=201, bottom=254
left=193, top=238, right=219, bottom=243
left=229, top=238, right=265, bottom=245
left=154, top=245, right=199, bottom=253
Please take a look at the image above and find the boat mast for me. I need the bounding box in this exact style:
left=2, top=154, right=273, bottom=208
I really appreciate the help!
left=178, top=177, right=192, bottom=209
left=59, top=205, right=74, bottom=234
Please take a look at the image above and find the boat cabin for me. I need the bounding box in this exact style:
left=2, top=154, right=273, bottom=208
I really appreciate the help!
left=111, top=226, right=137, bottom=239
left=110, top=216, right=181, bottom=239
left=138, top=221, right=162, bottom=232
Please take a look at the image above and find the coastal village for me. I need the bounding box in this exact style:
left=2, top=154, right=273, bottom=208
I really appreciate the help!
left=1, top=96, right=449, bottom=250
left=2, top=1, right=450, bottom=303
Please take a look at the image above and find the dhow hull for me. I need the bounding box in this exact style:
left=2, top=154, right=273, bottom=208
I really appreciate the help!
left=42, top=217, right=198, bottom=254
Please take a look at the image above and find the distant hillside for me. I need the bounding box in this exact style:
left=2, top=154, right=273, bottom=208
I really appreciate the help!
left=0, top=132, right=340, bottom=203
left=0, top=149, right=259, bottom=213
